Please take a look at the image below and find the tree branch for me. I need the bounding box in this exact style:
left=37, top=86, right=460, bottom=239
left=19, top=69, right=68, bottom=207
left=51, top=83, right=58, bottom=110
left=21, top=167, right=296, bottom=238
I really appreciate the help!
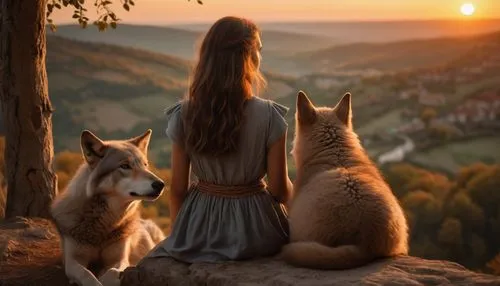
left=46, top=0, right=204, bottom=32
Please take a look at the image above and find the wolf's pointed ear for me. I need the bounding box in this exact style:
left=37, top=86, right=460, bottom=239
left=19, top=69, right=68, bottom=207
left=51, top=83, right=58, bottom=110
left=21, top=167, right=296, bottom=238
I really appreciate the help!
left=296, top=90, right=316, bottom=125
left=334, top=92, right=352, bottom=128
left=81, top=130, right=107, bottom=167
left=128, top=129, right=152, bottom=156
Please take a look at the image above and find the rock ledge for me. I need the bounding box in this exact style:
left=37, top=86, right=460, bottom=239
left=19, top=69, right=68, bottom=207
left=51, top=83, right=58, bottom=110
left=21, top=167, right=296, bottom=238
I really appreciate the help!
left=121, top=255, right=500, bottom=286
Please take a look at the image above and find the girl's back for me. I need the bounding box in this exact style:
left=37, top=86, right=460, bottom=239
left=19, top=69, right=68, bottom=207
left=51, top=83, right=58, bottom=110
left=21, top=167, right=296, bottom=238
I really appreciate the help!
left=166, top=96, right=289, bottom=186
left=147, top=96, right=289, bottom=262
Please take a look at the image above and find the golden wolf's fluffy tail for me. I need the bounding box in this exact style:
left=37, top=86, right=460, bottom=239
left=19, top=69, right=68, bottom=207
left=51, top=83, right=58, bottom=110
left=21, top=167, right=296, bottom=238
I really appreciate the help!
left=141, top=219, right=166, bottom=243
left=280, top=241, right=372, bottom=270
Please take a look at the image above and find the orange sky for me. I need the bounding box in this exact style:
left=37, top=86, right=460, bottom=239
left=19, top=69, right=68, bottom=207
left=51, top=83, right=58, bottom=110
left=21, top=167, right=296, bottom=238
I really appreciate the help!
left=51, top=0, right=500, bottom=24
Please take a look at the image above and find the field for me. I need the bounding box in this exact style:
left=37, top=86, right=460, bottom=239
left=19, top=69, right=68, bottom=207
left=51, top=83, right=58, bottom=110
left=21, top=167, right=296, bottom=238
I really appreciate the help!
left=446, top=75, right=500, bottom=106
left=408, top=136, right=500, bottom=174
left=357, top=108, right=404, bottom=136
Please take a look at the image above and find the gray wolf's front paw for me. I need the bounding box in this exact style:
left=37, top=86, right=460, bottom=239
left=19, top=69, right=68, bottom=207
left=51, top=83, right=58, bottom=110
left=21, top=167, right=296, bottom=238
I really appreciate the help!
left=99, top=268, right=122, bottom=286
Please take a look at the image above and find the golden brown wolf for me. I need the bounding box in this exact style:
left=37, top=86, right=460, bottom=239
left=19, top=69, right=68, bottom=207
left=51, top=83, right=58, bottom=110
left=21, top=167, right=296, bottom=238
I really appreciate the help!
left=51, top=129, right=166, bottom=286
left=281, top=91, right=409, bottom=270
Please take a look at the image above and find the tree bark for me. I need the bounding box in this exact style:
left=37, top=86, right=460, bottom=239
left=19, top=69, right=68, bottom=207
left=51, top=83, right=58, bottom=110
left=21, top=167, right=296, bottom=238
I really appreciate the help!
left=0, top=0, right=57, bottom=218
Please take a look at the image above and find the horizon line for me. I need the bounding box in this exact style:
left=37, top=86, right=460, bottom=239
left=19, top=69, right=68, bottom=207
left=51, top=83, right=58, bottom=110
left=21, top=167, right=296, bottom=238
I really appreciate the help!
left=51, top=16, right=500, bottom=26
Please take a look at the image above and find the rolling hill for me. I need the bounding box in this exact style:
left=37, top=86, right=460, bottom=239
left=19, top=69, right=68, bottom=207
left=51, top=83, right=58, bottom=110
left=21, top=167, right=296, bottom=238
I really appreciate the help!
left=53, top=24, right=201, bottom=60
left=52, top=24, right=337, bottom=60
left=51, top=23, right=500, bottom=77
left=289, top=31, right=500, bottom=75
left=44, top=35, right=297, bottom=166
left=177, top=19, right=500, bottom=42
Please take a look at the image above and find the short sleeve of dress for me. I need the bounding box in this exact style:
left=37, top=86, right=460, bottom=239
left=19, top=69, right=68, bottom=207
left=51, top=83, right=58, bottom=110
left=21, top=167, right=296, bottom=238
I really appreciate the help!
left=164, top=102, right=184, bottom=144
left=266, top=101, right=289, bottom=147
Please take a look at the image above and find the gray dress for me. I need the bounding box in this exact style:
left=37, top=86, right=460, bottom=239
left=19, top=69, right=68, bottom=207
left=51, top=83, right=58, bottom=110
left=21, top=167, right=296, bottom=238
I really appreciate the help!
left=146, top=96, right=290, bottom=263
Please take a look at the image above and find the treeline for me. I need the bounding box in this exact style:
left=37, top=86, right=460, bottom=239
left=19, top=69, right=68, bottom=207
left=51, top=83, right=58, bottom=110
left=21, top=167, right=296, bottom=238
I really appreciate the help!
left=0, top=136, right=499, bottom=274
left=382, top=162, right=500, bottom=274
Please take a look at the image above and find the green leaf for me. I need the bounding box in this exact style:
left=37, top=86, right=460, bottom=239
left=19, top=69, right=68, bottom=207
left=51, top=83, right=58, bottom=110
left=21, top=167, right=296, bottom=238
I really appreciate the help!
left=129, top=0, right=135, bottom=5
left=103, top=0, right=112, bottom=5
left=72, top=14, right=79, bottom=18
left=78, top=0, right=84, bottom=4
left=123, top=3, right=130, bottom=11
left=197, top=0, right=203, bottom=4
left=110, top=22, right=117, bottom=29
left=54, top=3, right=61, bottom=9
left=47, top=4, right=53, bottom=12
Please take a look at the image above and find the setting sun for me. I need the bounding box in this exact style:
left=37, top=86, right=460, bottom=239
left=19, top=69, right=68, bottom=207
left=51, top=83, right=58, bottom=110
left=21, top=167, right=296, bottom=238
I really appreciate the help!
left=460, top=3, right=475, bottom=16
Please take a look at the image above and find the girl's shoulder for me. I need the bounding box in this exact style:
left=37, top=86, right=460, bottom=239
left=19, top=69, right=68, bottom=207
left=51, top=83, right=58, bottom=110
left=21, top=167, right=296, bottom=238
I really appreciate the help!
left=164, top=100, right=188, bottom=143
left=247, top=96, right=289, bottom=118
left=247, top=97, right=290, bottom=147
left=164, top=100, right=188, bottom=121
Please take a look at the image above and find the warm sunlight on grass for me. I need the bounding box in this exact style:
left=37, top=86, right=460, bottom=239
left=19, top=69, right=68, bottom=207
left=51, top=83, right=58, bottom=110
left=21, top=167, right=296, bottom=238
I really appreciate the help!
left=460, top=3, right=475, bottom=16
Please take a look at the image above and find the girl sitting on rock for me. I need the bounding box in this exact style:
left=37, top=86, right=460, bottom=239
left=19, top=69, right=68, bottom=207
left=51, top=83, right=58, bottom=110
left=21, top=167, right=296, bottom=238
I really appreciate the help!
left=146, top=16, right=293, bottom=262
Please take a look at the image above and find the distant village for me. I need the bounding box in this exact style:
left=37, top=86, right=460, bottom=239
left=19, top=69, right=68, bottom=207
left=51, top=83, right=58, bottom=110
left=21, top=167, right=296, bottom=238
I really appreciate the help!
left=360, top=40, right=500, bottom=165
left=397, top=88, right=500, bottom=134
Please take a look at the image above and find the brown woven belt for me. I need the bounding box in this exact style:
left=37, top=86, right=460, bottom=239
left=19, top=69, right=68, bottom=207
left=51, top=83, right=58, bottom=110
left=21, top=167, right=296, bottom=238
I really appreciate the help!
left=194, top=179, right=267, bottom=198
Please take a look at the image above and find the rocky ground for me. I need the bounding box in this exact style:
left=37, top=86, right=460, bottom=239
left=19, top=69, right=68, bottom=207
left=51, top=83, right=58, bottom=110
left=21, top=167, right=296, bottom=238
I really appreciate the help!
left=0, top=217, right=70, bottom=286
left=121, top=253, right=500, bottom=286
left=1, top=217, right=500, bottom=286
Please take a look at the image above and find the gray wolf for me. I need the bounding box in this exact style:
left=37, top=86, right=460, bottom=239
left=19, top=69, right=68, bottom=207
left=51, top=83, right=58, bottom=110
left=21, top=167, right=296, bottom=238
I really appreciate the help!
left=51, top=129, right=166, bottom=286
left=281, top=91, right=409, bottom=270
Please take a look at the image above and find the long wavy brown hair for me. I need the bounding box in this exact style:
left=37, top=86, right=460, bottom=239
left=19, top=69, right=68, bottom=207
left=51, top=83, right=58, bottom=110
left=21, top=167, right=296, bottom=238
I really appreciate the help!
left=183, top=16, right=266, bottom=156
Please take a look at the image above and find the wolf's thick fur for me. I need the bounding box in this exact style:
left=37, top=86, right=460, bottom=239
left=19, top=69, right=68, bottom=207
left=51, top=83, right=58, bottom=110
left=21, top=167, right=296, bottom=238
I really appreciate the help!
left=281, top=91, right=409, bottom=270
left=51, top=129, right=166, bottom=286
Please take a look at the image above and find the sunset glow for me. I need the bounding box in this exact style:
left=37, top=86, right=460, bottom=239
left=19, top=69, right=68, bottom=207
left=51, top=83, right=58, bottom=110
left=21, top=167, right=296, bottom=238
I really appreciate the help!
left=461, top=3, right=475, bottom=16
left=49, top=0, right=500, bottom=25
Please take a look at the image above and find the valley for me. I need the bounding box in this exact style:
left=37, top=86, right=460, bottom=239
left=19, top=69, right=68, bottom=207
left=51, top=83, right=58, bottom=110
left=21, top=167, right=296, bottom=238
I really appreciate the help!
left=1, top=21, right=500, bottom=174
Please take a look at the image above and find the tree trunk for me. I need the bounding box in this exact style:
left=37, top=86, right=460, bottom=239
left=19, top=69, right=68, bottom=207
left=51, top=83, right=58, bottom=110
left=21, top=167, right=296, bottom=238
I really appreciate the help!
left=0, top=0, right=57, bottom=219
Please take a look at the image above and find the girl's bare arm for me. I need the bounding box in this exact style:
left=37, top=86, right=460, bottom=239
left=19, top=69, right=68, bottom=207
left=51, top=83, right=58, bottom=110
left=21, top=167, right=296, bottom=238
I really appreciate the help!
left=266, top=132, right=293, bottom=204
left=169, top=142, right=191, bottom=224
